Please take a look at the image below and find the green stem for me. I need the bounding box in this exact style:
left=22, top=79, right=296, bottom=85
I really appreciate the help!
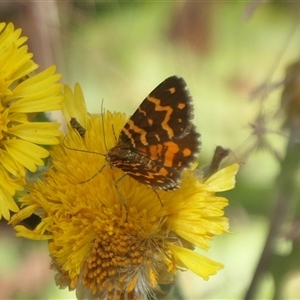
left=244, top=120, right=300, bottom=300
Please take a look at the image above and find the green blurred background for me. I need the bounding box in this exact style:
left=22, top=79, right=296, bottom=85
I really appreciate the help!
left=1, top=1, right=300, bottom=299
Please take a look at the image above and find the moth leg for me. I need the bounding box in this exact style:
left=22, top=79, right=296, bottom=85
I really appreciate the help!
left=151, top=188, right=163, bottom=207
left=114, top=174, right=128, bottom=210
left=79, top=164, right=108, bottom=184
left=115, top=174, right=163, bottom=208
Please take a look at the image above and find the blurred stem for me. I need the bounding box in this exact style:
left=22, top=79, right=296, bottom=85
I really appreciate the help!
left=244, top=119, right=300, bottom=300
left=19, top=2, right=64, bottom=71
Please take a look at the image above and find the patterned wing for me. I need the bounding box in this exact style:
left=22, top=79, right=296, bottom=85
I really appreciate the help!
left=118, top=76, right=200, bottom=170
left=115, top=161, right=181, bottom=190
left=107, top=142, right=184, bottom=190
left=119, top=76, right=194, bottom=147
left=119, top=126, right=200, bottom=190
left=135, top=124, right=199, bottom=170
left=107, top=76, right=201, bottom=190
left=106, top=143, right=179, bottom=189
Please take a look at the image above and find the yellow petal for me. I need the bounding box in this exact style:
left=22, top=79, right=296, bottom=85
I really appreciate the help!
left=169, top=244, right=224, bottom=280
left=0, top=185, right=19, bottom=220
left=11, top=65, right=61, bottom=96
left=63, top=83, right=88, bottom=128
left=9, top=122, right=61, bottom=145
left=8, top=65, right=63, bottom=113
left=0, top=23, right=26, bottom=49
left=14, top=225, right=52, bottom=240
left=0, top=150, right=25, bottom=179
left=5, top=139, right=49, bottom=172
left=204, top=163, right=240, bottom=192
left=10, top=204, right=40, bottom=225
left=8, top=112, right=30, bottom=123
left=9, top=95, right=63, bottom=113
left=0, top=22, right=5, bottom=32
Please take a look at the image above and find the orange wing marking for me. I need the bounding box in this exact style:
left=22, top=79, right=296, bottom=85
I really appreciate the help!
left=147, top=96, right=174, bottom=139
left=162, top=141, right=180, bottom=167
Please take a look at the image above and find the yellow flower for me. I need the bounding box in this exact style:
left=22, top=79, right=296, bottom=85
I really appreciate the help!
left=0, top=22, right=63, bottom=220
left=11, top=84, right=239, bottom=300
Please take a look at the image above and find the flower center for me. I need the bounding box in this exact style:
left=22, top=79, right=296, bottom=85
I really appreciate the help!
left=80, top=207, right=164, bottom=299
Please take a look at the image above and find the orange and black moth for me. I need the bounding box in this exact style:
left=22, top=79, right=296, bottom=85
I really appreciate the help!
left=105, top=76, right=201, bottom=190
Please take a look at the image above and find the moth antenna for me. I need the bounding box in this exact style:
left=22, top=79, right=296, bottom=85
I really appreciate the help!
left=151, top=188, right=163, bottom=207
left=63, top=118, right=106, bottom=156
left=112, top=124, right=117, bottom=141
left=101, top=98, right=109, bottom=152
left=79, top=164, right=108, bottom=184
left=62, top=135, right=105, bottom=156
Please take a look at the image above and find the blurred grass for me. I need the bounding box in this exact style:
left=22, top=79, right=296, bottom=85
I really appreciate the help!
left=2, top=2, right=300, bottom=299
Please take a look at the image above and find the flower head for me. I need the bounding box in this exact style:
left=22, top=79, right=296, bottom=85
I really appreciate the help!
left=0, top=22, right=63, bottom=220
left=12, top=84, right=239, bottom=299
